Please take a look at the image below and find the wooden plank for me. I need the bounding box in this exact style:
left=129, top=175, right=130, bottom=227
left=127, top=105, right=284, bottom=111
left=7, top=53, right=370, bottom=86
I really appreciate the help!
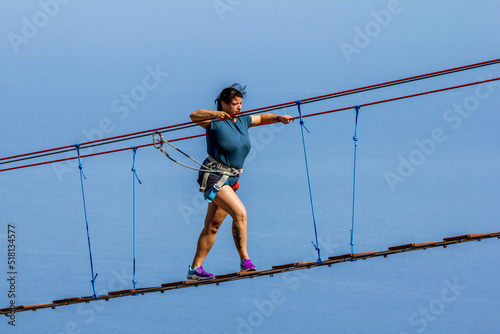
left=134, top=287, right=162, bottom=294
left=351, top=252, right=380, bottom=259
left=468, top=232, right=500, bottom=239
left=211, top=278, right=231, bottom=285
left=328, top=253, right=352, bottom=261
left=216, top=269, right=268, bottom=279
left=443, top=234, right=472, bottom=242
left=20, top=303, right=54, bottom=311
left=292, top=261, right=319, bottom=268
left=106, top=287, right=161, bottom=297
left=275, top=261, right=321, bottom=269
left=389, top=241, right=440, bottom=251
left=161, top=280, right=198, bottom=288
left=272, top=263, right=301, bottom=270
left=108, top=289, right=136, bottom=296
left=237, top=270, right=265, bottom=277
left=215, top=272, right=240, bottom=279
left=248, top=268, right=282, bottom=277
left=444, top=232, right=500, bottom=242
left=328, top=252, right=375, bottom=261
left=53, top=297, right=87, bottom=304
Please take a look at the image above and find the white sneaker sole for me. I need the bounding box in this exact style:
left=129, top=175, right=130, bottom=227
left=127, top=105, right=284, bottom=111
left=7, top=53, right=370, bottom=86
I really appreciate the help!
left=187, top=274, right=215, bottom=280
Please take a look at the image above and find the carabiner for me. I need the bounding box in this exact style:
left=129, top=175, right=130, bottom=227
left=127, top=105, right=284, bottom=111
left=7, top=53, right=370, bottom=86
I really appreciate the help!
left=153, top=131, right=164, bottom=149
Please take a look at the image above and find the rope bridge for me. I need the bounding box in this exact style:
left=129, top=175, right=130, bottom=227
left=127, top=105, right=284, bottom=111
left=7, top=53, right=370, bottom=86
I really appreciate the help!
left=1, top=232, right=498, bottom=315
left=1, top=58, right=499, bottom=315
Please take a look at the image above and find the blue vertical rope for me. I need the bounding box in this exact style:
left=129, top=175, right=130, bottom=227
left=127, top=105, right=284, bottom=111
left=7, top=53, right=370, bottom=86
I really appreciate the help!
left=350, top=106, right=361, bottom=257
left=295, top=100, right=322, bottom=264
left=131, top=147, right=142, bottom=291
left=75, top=144, right=98, bottom=299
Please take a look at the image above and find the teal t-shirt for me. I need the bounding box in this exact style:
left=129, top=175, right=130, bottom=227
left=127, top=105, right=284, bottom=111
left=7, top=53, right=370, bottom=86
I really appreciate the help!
left=206, top=115, right=252, bottom=169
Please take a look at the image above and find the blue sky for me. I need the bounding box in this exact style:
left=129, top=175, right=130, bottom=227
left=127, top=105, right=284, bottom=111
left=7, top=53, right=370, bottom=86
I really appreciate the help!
left=1, top=1, right=499, bottom=333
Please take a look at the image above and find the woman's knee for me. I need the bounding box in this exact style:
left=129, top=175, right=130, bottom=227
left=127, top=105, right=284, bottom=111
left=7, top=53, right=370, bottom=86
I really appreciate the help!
left=232, top=207, right=247, bottom=223
left=207, top=218, right=223, bottom=234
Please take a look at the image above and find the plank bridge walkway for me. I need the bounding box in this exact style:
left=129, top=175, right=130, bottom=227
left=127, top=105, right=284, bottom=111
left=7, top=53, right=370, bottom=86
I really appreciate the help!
left=2, top=232, right=499, bottom=316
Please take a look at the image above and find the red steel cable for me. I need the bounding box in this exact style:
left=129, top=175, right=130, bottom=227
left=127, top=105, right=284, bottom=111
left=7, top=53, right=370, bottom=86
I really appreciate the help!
left=0, top=134, right=206, bottom=173
left=2, top=58, right=499, bottom=165
left=296, top=77, right=500, bottom=121
left=1, top=77, right=498, bottom=173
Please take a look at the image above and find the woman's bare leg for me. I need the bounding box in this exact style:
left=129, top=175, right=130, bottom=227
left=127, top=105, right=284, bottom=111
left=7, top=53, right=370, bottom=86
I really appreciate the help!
left=191, top=202, right=228, bottom=268
left=191, top=185, right=249, bottom=268
left=212, top=186, right=249, bottom=261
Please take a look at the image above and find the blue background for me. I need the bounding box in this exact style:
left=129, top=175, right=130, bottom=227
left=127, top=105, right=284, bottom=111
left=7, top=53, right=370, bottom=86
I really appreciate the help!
left=1, top=1, right=499, bottom=333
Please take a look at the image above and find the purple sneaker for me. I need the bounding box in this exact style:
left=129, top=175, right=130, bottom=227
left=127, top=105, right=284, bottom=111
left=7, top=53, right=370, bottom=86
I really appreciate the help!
left=240, top=259, right=256, bottom=272
left=187, top=265, right=214, bottom=280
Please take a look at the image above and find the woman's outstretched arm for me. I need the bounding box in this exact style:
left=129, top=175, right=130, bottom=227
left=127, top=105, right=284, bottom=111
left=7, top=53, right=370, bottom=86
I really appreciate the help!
left=250, top=113, right=292, bottom=127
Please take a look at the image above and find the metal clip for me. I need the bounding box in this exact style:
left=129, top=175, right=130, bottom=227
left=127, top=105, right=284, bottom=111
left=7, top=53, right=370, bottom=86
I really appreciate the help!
left=153, top=131, right=165, bottom=149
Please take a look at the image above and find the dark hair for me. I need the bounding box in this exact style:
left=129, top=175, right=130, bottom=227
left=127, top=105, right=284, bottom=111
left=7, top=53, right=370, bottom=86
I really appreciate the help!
left=215, top=83, right=246, bottom=111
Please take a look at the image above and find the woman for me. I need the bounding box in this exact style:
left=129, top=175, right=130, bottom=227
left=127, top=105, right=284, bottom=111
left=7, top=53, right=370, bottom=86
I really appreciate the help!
left=187, top=84, right=292, bottom=279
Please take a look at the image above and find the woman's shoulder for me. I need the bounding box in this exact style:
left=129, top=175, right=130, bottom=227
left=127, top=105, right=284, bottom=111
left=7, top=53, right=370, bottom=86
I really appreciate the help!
left=239, top=115, right=252, bottom=127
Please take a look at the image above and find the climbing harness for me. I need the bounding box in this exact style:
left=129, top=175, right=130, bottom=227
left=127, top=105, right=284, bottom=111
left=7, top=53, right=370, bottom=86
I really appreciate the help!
left=199, top=156, right=242, bottom=193
left=152, top=131, right=242, bottom=194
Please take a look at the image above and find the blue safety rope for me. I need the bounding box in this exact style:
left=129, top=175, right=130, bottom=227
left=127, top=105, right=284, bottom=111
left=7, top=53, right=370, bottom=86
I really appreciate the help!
left=295, top=100, right=322, bottom=264
left=131, top=147, right=142, bottom=291
left=74, top=144, right=98, bottom=299
left=350, top=106, right=361, bottom=257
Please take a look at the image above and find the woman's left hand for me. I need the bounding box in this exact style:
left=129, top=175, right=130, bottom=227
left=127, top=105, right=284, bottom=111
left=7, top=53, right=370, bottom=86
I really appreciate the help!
left=275, top=115, right=293, bottom=124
